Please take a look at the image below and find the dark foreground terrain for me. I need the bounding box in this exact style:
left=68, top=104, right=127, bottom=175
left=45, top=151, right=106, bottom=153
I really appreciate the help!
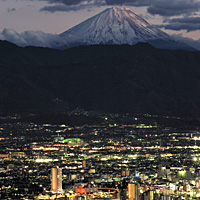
left=1, top=40, right=200, bottom=116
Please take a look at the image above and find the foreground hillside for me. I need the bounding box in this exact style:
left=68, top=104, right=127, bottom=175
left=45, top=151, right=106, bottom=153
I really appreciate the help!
left=0, top=40, right=200, bottom=116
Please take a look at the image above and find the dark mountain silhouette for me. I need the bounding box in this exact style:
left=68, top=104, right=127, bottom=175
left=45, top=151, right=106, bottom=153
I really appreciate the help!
left=0, top=40, right=200, bottom=116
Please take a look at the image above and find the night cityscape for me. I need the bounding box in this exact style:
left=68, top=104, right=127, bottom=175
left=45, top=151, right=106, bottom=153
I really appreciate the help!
left=0, top=111, right=200, bottom=199
left=1, top=0, right=200, bottom=200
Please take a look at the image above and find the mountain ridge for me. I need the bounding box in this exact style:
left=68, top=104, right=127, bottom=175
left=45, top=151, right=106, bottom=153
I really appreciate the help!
left=0, top=40, right=200, bottom=116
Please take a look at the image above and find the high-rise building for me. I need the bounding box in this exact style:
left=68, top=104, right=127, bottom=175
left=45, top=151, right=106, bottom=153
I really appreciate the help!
left=122, top=169, right=130, bottom=177
left=83, top=160, right=87, bottom=168
left=51, top=167, right=62, bottom=193
left=128, top=182, right=139, bottom=200
left=122, top=170, right=126, bottom=177
left=147, top=190, right=154, bottom=200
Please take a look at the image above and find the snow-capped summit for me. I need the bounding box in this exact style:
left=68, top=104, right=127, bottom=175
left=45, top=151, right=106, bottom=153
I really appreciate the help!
left=60, top=7, right=170, bottom=47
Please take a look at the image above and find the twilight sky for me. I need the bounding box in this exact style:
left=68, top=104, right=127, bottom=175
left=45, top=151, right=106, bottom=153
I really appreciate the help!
left=0, top=0, right=200, bottom=48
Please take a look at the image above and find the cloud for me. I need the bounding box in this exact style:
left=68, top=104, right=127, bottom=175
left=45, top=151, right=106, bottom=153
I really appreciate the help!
left=47, top=0, right=83, bottom=5
left=41, top=0, right=106, bottom=12
left=41, top=4, right=80, bottom=12
left=39, top=0, right=200, bottom=15
left=40, top=0, right=151, bottom=12
left=165, top=17, right=200, bottom=24
left=44, top=0, right=150, bottom=6
left=7, top=8, right=16, bottom=12
left=41, top=3, right=102, bottom=12
left=105, top=0, right=150, bottom=6
left=0, top=29, right=68, bottom=48
left=162, top=23, right=200, bottom=32
left=148, top=0, right=200, bottom=16
left=172, top=34, right=200, bottom=50
left=155, top=17, right=200, bottom=32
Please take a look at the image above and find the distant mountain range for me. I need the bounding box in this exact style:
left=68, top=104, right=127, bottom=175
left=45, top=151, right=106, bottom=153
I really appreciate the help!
left=0, top=40, right=200, bottom=116
left=0, top=7, right=197, bottom=51
left=59, top=7, right=194, bottom=51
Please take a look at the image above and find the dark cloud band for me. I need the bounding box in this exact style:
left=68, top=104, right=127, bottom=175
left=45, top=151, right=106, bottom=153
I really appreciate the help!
left=40, top=0, right=150, bottom=13
left=39, top=0, right=200, bottom=18
left=40, top=0, right=105, bottom=12
left=164, top=23, right=200, bottom=32
left=148, top=0, right=200, bottom=16
left=105, top=0, right=150, bottom=6
left=160, top=17, right=200, bottom=32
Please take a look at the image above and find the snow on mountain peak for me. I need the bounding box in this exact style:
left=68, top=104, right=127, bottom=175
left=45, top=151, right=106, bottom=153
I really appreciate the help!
left=60, top=7, right=169, bottom=47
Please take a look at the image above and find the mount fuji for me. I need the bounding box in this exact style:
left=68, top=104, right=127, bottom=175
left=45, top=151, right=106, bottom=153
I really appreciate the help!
left=59, top=7, right=193, bottom=50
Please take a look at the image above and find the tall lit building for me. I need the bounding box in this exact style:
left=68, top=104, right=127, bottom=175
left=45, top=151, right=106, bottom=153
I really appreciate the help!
left=82, top=160, right=87, bottom=168
left=51, top=167, right=62, bottom=193
left=122, top=170, right=130, bottom=177
left=128, top=182, right=139, bottom=200
left=147, top=190, right=154, bottom=200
